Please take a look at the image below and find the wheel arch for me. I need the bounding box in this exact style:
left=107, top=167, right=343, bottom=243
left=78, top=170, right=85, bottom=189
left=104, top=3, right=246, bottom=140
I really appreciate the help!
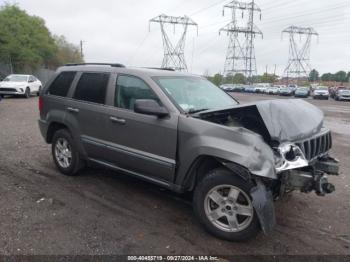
left=46, top=122, right=70, bottom=143
left=182, top=155, right=251, bottom=192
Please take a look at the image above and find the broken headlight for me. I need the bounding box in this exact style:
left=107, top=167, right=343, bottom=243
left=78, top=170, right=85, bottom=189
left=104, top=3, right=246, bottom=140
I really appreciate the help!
left=274, top=143, right=309, bottom=173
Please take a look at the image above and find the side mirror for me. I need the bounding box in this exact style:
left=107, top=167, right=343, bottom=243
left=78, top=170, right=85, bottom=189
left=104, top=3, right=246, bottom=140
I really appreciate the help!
left=29, top=79, right=34, bottom=83
left=134, top=99, right=169, bottom=118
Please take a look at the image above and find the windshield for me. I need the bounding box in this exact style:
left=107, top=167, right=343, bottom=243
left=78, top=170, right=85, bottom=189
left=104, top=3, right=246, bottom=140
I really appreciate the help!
left=3, top=75, right=28, bottom=82
left=316, top=86, right=328, bottom=90
left=153, top=76, right=238, bottom=113
left=297, top=88, right=308, bottom=91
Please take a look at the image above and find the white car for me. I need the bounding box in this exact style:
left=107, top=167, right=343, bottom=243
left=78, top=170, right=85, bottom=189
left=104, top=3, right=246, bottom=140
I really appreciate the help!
left=0, top=74, right=42, bottom=98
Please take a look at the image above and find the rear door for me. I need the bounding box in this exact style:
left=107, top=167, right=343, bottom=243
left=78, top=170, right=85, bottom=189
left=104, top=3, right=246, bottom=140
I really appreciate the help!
left=65, top=72, right=111, bottom=160
left=103, top=74, right=178, bottom=183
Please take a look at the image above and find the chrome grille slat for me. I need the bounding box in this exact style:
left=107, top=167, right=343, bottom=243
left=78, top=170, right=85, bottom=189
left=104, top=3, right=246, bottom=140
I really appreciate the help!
left=297, top=131, right=332, bottom=161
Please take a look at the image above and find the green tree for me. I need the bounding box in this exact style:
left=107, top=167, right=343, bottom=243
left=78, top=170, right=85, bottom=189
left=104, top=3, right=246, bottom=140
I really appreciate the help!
left=260, top=73, right=277, bottom=83
left=308, top=69, right=319, bottom=82
left=333, top=71, right=347, bottom=83
left=0, top=4, right=57, bottom=72
left=321, top=73, right=333, bottom=82
left=0, top=4, right=83, bottom=73
left=223, top=73, right=246, bottom=84
left=211, top=73, right=223, bottom=86
left=51, top=35, right=83, bottom=67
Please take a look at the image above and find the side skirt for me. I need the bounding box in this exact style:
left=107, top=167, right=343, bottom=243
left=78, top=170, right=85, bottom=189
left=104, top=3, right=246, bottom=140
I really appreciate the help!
left=88, top=158, right=184, bottom=193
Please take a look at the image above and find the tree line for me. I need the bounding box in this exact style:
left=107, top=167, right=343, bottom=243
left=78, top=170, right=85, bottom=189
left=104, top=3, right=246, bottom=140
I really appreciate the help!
left=0, top=4, right=83, bottom=74
left=309, top=69, right=350, bottom=83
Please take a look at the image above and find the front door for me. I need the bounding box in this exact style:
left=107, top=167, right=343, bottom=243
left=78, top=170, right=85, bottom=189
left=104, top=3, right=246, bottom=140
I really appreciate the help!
left=104, top=74, right=178, bottom=183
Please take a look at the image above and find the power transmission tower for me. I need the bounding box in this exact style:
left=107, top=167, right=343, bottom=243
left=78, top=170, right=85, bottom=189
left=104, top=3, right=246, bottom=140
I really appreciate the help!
left=149, top=14, right=198, bottom=71
left=220, top=0, right=262, bottom=82
left=282, top=26, right=318, bottom=83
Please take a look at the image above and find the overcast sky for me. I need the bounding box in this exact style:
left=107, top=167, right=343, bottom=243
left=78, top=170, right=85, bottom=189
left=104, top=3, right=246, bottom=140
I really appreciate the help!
left=8, top=0, right=350, bottom=76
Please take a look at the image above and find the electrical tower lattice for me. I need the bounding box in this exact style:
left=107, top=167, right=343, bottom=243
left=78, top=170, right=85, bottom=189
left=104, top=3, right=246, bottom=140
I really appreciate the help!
left=149, top=14, right=198, bottom=72
left=220, top=0, right=263, bottom=80
left=282, top=26, right=318, bottom=81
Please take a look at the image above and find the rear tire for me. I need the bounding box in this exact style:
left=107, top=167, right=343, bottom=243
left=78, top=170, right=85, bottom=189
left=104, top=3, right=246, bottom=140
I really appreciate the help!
left=52, top=129, right=84, bottom=176
left=193, top=168, right=260, bottom=241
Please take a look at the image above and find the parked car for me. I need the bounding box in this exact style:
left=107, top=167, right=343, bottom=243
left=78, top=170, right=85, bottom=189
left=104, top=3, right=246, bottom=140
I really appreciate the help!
left=288, top=84, right=298, bottom=94
left=0, top=74, right=42, bottom=98
left=331, top=86, right=347, bottom=99
left=244, top=85, right=256, bottom=93
left=255, top=83, right=270, bottom=93
left=312, top=86, right=329, bottom=100
left=220, top=84, right=234, bottom=92
left=266, top=86, right=279, bottom=95
left=334, top=89, right=350, bottom=101
left=279, top=86, right=294, bottom=96
left=294, top=87, right=309, bottom=98
left=39, top=63, right=339, bottom=241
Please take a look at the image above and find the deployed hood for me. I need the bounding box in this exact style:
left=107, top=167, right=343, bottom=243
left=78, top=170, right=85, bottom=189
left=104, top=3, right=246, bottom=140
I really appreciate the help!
left=196, top=99, right=324, bottom=143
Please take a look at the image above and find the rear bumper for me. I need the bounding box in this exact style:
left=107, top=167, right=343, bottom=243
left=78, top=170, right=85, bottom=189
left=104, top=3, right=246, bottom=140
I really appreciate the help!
left=38, top=119, right=49, bottom=142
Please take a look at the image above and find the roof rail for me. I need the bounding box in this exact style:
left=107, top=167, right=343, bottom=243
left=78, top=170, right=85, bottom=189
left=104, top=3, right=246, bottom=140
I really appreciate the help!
left=145, top=67, right=176, bottom=71
left=65, top=63, right=126, bottom=68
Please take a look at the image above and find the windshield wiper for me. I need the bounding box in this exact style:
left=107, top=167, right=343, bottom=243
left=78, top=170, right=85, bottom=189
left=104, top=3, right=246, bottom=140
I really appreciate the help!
left=188, top=108, right=210, bottom=114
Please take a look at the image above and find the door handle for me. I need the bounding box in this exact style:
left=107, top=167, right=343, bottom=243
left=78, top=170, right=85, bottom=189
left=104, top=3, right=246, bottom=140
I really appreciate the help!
left=110, top=116, right=126, bottom=125
left=66, top=107, right=79, bottom=113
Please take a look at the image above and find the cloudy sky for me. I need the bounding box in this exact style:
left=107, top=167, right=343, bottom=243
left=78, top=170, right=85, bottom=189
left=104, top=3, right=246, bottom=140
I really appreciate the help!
left=9, top=0, right=350, bottom=76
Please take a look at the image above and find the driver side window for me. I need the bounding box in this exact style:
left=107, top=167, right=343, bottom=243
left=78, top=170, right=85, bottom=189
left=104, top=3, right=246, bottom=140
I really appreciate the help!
left=115, top=75, right=160, bottom=111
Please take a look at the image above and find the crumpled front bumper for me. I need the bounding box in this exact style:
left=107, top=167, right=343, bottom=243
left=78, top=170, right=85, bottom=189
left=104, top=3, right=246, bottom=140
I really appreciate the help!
left=280, top=155, right=340, bottom=196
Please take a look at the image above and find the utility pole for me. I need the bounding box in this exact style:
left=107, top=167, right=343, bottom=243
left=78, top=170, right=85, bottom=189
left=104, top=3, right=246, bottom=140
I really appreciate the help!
left=149, top=14, right=198, bottom=71
left=80, top=40, right=84, bottom=58
left=220, top=0, right=262, bottom=84
left=282, top=26, right=318, bottom=85
left=9, top=54, right=13, bottom=74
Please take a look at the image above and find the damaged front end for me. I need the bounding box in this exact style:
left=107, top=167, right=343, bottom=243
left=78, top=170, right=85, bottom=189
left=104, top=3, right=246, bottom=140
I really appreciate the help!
left=195, top=99, right=340, bottom=233
left=273, top=130, right=339, bottom=197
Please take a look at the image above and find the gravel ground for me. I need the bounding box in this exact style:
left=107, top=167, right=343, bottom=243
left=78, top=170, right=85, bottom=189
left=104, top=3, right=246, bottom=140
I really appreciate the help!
left=0, top=94, right=349, bottom=255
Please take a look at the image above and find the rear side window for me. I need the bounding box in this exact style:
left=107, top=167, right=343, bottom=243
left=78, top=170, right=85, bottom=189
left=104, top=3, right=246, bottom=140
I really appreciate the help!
left=48, top=71, right=76, bottom=97
left=73, top=73, right=109, bottom=104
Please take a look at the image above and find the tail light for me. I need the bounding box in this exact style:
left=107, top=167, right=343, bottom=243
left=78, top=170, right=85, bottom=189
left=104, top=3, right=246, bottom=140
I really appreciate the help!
left=38, top=96, right=43, bottom=113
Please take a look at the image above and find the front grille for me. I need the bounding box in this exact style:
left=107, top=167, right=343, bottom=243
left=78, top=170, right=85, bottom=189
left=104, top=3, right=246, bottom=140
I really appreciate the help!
left=295, top=131, right=332, bottom=161
left=0, top=88, right=17, bottom=92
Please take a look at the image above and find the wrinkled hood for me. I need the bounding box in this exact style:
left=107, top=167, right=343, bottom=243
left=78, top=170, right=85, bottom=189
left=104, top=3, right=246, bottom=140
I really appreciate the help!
left=255, top=99, right=324, bottom=142
left=197, top=99, right=324, bottom=143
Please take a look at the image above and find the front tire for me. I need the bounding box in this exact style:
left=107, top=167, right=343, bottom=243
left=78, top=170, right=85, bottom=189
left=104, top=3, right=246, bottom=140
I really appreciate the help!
left=24, top=87, right=31, bottom=98
left=52, top=129, right=84, bottom=176
left=193, top=168, right=260, bottom=241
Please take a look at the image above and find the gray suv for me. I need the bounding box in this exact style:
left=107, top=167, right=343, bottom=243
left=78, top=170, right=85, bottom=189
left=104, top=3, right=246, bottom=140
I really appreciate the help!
left=39, top=63, right=340, bottom=241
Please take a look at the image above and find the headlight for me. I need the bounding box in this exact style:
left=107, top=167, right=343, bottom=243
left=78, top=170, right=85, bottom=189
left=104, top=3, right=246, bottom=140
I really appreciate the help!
left=274, top=143, right=309, bottom=173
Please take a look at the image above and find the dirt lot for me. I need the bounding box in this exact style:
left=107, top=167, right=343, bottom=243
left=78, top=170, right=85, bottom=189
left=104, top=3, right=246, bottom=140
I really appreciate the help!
left=0, top=93, right=349, bottom=255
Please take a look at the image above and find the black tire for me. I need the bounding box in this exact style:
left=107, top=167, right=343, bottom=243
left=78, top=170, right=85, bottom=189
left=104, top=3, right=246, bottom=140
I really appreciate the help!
left=193, top=168, right=260, bottom=241
left=0, top=94, right=4, bottom=98
left=52, top=129, right=84, bottom=176
left=24, top=87, right=30, bottom=98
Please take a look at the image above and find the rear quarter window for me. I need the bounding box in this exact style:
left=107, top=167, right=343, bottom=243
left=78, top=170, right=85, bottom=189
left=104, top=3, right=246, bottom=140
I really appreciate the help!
left=47, top=71, right=76, bottom=97
left=73, top=73, right=109, bottom=104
